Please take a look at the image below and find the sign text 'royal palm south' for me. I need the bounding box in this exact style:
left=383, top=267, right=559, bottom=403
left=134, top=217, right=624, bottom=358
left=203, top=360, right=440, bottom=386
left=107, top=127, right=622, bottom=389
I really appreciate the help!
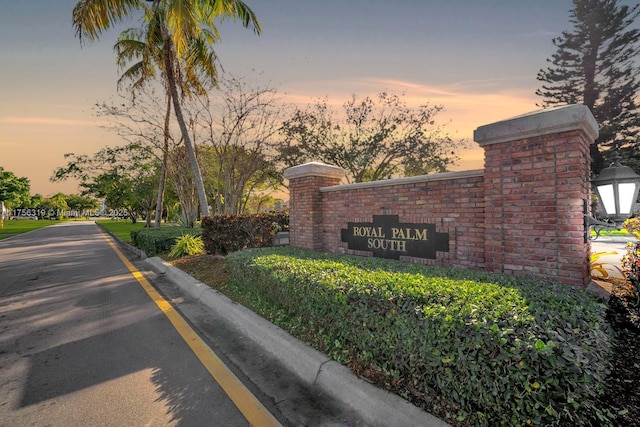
left=340, top=215, right=449, bottom=260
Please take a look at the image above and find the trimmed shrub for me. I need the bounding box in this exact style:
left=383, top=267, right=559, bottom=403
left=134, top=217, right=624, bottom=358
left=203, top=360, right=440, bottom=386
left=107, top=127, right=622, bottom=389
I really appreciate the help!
left=201, top=212, right=288, bottom=255
left=622, top=240, right=640, bottom=303
left=624, top=217, right=640, bottom=239
left=130, top=227, right=201, bottom=256
left=224, top=247, right=613, bottom=427
left=168, top=234, right=205, bottom=258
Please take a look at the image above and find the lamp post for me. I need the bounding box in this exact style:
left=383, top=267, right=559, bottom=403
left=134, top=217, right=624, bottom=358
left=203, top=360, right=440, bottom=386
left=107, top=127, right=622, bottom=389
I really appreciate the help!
left=586, top=150, right=640, bottom=240
left=593, top=151, right=640, bottom=223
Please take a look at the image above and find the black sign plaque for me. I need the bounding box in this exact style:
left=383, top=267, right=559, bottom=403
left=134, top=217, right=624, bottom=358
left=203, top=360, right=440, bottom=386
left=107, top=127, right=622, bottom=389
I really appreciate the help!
left=340, top=215, right=449, bottom=260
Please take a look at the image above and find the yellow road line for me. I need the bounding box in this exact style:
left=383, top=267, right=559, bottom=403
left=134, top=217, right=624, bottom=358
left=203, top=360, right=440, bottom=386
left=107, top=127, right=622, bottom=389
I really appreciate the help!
left=100, top=232, right=282, bottom=427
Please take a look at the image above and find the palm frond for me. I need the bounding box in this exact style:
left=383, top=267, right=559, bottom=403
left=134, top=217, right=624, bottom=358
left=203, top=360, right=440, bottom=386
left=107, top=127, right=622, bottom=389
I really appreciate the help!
left=166, top=0, right=199, bottom=57
left=200, top=0, right=261, bottom=34
left=72, top=0, right=141, bottom=44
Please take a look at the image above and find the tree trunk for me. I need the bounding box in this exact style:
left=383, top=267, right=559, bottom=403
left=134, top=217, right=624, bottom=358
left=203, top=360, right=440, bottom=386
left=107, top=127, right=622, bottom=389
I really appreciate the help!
left=155, top=95, right=171, bottom=228
left=162, top=29, right=209, bottom=220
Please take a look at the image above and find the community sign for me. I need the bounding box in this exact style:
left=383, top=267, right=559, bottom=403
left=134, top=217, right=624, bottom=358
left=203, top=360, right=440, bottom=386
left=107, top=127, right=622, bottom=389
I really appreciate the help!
left=340, top=215, right=449, bottom=260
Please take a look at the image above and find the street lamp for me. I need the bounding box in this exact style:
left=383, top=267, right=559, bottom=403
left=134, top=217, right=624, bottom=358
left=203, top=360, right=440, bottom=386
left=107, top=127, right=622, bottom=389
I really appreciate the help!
left=586, top=150, right=640, bottom=241
left=593, top=151, right=640, bottom=224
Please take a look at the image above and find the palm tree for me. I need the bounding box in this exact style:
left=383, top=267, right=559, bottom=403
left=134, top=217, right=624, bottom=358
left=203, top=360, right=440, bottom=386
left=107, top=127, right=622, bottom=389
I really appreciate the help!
left=72, top=0, right=261, bottom=218
left=113, top=25, right=169, bottom=228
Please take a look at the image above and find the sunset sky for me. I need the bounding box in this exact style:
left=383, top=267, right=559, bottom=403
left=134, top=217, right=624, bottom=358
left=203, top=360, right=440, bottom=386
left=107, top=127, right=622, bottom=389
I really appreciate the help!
left=1, top=0, right=635, bottom=196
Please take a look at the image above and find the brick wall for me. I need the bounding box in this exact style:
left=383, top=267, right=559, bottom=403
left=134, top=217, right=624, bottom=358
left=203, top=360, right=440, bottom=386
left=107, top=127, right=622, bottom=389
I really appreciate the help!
left=320, top=171, right=486, bottom=268
left=283, top=105, right=598, bottom=287
left=480, top=131, right=592, bottom=286
left=284, top=162, right=343, bottom=250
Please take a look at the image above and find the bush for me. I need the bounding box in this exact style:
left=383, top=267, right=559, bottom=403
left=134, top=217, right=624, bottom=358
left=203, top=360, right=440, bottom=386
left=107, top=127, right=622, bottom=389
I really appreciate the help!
left=130, top=227, right=201, bottom=256
left=168, top=234, right=206, bottom=258
left=201, top=212, right=288, bottom=254
left=622, top=240, right=640, bottom=303
left=624, top=217, right=640, bottom=239
left=224, top=247, right=613, bottom=427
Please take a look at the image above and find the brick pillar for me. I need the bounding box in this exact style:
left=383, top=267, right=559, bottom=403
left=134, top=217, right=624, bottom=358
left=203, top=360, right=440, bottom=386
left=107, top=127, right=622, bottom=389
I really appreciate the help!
left=474, top=105, right=598, bottom=287
left=283, top=162, right=345, bottom=251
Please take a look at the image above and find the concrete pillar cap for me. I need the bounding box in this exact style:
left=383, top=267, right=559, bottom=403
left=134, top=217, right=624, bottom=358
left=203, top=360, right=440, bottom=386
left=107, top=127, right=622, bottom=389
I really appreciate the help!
left=283, top=162, right=345, bottom=180
left=474, top=104, right=599, bottom=146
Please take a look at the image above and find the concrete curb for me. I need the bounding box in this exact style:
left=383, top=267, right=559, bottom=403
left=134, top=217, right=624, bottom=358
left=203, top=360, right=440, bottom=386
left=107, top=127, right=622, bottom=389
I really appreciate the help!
left=144, top=256, right=451, bottom=427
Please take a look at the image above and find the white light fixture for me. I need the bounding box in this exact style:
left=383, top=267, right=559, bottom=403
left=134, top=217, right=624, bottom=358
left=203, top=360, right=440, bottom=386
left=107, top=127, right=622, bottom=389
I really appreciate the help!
left=592, top=151, right=640, bottom=224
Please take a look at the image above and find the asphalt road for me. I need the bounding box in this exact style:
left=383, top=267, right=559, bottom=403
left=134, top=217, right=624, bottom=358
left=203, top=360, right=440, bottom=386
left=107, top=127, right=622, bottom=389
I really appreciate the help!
left=0, top=221, right=273, bottom=426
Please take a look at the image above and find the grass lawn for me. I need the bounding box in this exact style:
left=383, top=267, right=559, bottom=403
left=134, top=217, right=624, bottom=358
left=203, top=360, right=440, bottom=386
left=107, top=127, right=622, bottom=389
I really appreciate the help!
left=0, top=218, right=66, bottom=240
left=591, top=228, right=634, bottom=237
left=96, top=219, right=146, bottom=243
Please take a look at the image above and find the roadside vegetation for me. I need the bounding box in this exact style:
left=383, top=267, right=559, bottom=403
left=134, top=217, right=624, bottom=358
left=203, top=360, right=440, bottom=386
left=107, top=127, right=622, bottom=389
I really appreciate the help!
left=130, top=227, right=202, bottom=257
left=172, top=248, right=621, bottom=427
left=592, top=228, right=637, bottom=238
left=96, top=219, right=201, bottom=254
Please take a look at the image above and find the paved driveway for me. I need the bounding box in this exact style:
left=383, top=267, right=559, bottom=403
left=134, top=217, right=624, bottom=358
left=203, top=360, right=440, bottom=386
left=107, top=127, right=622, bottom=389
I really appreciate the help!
left=591, top=236, right=635, bottom=279
left=0, top=221, right=264, bottom=426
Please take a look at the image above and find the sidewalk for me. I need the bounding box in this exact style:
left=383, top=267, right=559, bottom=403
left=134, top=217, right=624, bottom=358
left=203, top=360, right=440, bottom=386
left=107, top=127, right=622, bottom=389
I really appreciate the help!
left=591, top=236, right=635, bottom=279
left=589, top=236, right=634, bottom=297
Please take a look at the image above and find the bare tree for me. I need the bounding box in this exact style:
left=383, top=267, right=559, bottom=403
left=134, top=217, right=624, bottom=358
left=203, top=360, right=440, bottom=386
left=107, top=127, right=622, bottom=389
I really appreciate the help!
left=196, top=76, right=283, bottom=214
left=95, top=87, right=203, bottom=227
left=95, top=87, right=180, bottom=226
left=73, top=0, right=262, bottom=218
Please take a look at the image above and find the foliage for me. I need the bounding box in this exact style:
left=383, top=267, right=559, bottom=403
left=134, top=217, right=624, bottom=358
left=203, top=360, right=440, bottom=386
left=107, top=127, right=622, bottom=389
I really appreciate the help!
left=52, top=143, right=160, bottom=224
left=590, top=227, right=633, bottom=237
left=23, top=194, right=44, bottom=209
left=245, top=194, right=286, bottom=214
left=200, top=212, right=288, bottom=254
left=65, top=194, right=99, bottom=212
left=0, top=166, right=31, bottom=208
left=223, top=247, right=613, bottom=427
left=94, top=89, right=176, bottom=228
left=536, top=0, right=640, bottom=174
left=39, top=193, right=70, bottom=218
left=130, top=226, right=201, bottom=256
left=168, top=234, right=205, bottom=258
left=622, top=218, right=640, bottom=306
left=624, top=217, right=640, bottom=238
left=278, top=92, right=467, bottom=183
left=196, top=76, right=283, bottom=215
left=622, top=240, right=640, bottom=304
left=73, top=0, right=262, bottom=217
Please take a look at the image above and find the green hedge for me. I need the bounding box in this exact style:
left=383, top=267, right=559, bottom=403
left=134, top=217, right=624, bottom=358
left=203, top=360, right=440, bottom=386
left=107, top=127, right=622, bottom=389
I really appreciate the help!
left=201, top=212, right=288, bottom=255
left=622, top=240, right=640, bottom=302
left=130, top=227, right=201, bottom=256
left=224, top=247, right=613, bottom=427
